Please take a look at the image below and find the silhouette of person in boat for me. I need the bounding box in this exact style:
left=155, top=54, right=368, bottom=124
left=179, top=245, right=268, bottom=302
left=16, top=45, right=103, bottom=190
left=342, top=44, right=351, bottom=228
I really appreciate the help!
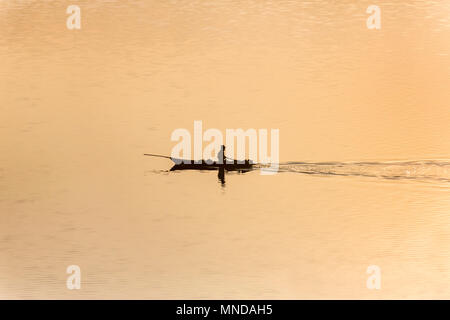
left=217, top=145, right=227, bottom=186
left=217, top=145, right=227, bottom=164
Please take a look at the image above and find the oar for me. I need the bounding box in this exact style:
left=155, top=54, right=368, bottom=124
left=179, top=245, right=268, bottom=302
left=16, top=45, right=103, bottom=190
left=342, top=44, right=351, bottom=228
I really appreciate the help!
left=144, top=153, right=186, bottom=164
left=143, top=153, right=172, bottom=160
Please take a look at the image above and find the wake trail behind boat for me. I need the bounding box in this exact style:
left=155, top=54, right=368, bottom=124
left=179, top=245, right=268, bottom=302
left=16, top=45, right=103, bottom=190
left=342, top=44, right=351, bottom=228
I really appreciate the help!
left=256, top=159, right=450, bottom=183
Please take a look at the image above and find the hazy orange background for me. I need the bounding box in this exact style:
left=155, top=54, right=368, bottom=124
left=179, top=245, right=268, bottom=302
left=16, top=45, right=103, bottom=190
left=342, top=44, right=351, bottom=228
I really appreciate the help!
left=0, top=0, right=449, bottom=299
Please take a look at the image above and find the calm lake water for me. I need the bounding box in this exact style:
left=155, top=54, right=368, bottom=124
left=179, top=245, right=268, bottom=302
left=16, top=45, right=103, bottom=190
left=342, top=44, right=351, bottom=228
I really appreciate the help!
left=1, top=0, right=449, bottom=299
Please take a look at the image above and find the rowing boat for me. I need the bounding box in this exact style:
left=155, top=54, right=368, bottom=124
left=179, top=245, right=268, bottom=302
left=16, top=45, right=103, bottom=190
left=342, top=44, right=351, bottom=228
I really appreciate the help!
left=143, top=153, right=254, bottom=171
left=169, top=159, right=254, bottom=171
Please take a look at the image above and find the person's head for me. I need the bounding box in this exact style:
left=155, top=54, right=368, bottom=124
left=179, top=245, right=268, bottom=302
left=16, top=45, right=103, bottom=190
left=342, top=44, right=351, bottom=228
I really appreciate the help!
left=221, top=145, right=225, bottom=151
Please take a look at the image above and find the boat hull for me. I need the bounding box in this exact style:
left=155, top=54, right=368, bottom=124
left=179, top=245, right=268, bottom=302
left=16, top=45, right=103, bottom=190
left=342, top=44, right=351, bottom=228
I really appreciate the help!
left=170, top=160, right=253, bottom=171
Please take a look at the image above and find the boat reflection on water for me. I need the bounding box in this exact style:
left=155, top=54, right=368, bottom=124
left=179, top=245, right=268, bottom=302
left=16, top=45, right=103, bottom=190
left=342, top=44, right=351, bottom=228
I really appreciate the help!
left=169, top=159, right=254, bottom=187
left=143, top=153, right=254, bottom=186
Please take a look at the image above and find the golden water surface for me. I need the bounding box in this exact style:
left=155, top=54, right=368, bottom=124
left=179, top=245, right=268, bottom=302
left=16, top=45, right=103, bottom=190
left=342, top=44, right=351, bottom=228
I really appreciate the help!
left=1, top=0, right=450, bottom=299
